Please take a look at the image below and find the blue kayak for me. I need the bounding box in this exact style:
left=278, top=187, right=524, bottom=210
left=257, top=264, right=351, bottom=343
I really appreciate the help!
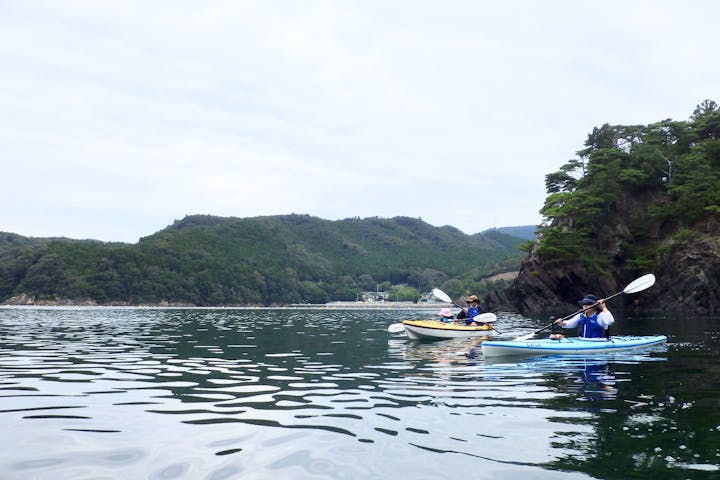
left=481, top=335, right=667, bottom=357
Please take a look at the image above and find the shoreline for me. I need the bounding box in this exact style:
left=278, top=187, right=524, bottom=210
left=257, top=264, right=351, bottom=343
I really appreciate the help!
left=0, top=301, right=454, bottom=310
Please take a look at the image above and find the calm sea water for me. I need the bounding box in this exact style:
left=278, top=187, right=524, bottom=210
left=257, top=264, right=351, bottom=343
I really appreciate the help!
left=0, top=307, right=718, bottom=480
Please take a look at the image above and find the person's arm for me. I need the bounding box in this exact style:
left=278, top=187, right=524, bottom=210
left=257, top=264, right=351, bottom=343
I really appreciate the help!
left=555, top=313, right=581, bottom=329
left=596, top=299, right=615, bottom=328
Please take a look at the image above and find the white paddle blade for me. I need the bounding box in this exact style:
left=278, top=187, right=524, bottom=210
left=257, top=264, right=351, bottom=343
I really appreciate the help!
left=431, top=288, right=452, bottom=303
left=623, top=273, right=656, bottom=294
left=514, top=332, right=536, bottom=341
left=472, top=313, right=497, bottom=324
left=387, top=323, right=405, bottom=333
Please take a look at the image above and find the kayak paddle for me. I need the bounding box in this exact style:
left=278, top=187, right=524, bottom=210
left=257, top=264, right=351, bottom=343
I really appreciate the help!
left=513, top=273, right=656, bottom=341
left=472, top=312, right=498, bottom=324
left=387, top=288, right=452, bottom=332
left=387, top=323, right=405, bottom=333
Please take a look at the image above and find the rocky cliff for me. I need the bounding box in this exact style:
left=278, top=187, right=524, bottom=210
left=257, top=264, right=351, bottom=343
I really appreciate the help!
left=652, top=232, right=720, bottom=314
left=487, top=101, right=720, bottom=316
left=488, top=231, right=720, bottom=316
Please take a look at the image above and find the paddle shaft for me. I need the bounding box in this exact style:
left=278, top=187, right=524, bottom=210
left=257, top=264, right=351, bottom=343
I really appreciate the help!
left=431, top=288, right=471, bottom=312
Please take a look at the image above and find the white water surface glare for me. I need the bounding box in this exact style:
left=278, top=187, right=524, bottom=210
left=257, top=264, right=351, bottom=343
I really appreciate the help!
left=0, top=307, right=718, bottom=479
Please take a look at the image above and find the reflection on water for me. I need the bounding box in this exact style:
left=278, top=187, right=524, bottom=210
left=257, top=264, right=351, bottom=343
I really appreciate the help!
left=0, top=307, right=718, bottom=479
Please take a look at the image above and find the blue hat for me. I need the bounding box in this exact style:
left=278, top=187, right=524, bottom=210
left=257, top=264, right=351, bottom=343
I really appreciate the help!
left=578, top=294, right=598, bottom=306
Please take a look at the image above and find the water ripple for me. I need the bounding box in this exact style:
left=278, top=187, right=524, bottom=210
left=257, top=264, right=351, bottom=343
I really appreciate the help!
left=2, top=307, right=708, bottom=479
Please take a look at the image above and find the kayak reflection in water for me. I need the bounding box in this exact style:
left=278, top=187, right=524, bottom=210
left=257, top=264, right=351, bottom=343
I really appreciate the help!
left=576, top=360, right=618, bottom=401
left=554, top=294, right=615, bottom=338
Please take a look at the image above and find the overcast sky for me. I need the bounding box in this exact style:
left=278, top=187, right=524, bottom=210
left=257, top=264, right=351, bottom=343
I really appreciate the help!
left=2, top=1, right=718, bottom=243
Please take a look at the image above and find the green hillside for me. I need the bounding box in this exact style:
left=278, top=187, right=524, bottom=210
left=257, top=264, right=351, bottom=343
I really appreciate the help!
left=0, top=215, right=525, bottom=306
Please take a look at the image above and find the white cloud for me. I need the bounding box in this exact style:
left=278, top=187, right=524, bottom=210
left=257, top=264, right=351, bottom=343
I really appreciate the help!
left=2, top=0, right=719, bottom=241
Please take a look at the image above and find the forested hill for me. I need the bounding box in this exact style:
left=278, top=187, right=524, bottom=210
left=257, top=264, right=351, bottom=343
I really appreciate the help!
left=483, top=226, right=537, bottom=241
left=0, top=215, right=527, bottom=306
left=491, top=99, right=720, bottom=315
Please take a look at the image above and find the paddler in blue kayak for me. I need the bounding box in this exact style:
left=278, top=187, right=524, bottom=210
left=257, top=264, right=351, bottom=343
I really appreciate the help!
left=553, top=294, right=615, bottom=338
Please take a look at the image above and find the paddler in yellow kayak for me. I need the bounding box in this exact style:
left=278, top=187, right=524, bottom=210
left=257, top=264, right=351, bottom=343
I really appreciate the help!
left=458, top=295, right=484, bottom=325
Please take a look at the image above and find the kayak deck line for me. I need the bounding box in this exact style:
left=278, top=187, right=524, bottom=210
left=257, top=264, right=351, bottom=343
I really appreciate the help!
left=402, top=319, right=493, bottom=331
left=402, top=319, right=494, bottom=340
left=481, top=335, right=668, bottom=357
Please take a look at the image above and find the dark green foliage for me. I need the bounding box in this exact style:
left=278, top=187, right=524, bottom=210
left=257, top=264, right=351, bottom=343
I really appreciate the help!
left=481, top=229, right=530, bottom=248
left=668, top=149, right=720, bottom=225
left=535, top=99, right=720, bottom=275
left=390, top=284, right=422, bottom=302
left=545, top=170, right=577, bottom=194
left=0, top=216, right=526, bottom=306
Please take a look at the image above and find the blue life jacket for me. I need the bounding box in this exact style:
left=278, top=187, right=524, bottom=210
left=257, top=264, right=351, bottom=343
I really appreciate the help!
left=464, top=306, right=480, bottom=325
left=577, top=312, right=607, bottom=338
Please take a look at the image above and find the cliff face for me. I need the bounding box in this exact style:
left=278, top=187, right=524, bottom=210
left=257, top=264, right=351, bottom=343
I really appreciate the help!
left=653, top=233, right=720, bottom=314
left=488, top=225, right=720, bottom=317
left=491, top=253, right=612, bottom=316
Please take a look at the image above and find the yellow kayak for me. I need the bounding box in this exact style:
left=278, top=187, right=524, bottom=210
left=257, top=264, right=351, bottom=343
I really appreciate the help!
left=402, top=319, right=493, bottom=340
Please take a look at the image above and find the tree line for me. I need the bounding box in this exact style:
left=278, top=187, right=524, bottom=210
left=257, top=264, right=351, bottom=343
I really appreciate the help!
left=534, top=99, right=720, bottom=279
left=0, top=216, right=528, bottom=306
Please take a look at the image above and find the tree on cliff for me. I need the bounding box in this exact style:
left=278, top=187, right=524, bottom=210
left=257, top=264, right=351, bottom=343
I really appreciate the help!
left=536, top=100, right=720, bottom=269
left=510, top=99, right=720, bottom=314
